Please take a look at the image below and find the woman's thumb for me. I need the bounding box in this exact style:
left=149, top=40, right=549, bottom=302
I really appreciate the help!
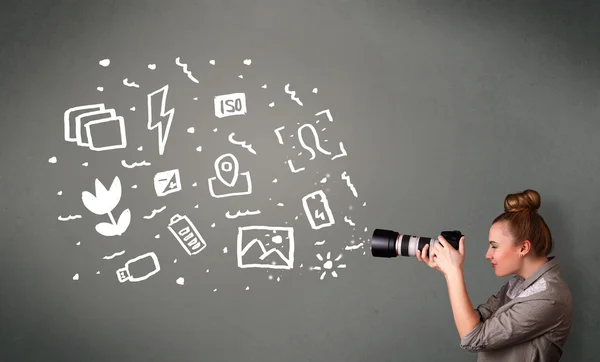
left=459, top=236, right=465, bottom=255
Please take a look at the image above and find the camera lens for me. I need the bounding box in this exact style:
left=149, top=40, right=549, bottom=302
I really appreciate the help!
left=371, top=229, right=462, bottom=258
left=371, top=229, right=400, bottom=257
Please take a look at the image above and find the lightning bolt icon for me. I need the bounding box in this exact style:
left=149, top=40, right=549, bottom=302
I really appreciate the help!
left=314, top=209, right=326, bottom=220
left=147, top=85, right=174, bottom=155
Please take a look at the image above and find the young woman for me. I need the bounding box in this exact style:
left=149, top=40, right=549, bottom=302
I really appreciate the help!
left=417, top=189, right=573, bottom=361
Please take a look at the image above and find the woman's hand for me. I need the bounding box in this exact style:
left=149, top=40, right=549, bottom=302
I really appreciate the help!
left=416, top=243, right=443, bottom=274
left=416, top=235, right=466, bottom=277
left=431, top=234, right=466, bottom=277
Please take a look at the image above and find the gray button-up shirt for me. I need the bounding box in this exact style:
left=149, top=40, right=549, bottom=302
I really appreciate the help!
left=459, top=256, right=573, bottom=361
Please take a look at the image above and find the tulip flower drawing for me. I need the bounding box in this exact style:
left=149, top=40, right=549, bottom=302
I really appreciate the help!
left=82, top=176, right=131, bottom=237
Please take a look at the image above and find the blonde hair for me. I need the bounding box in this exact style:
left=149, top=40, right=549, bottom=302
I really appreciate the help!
left=492, top=189, right=553, bottom=256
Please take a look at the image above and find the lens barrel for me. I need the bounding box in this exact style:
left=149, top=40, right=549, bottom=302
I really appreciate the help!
left=371, top=229, right=400, bottom=257
left=371, top=229, right=463, bottom=258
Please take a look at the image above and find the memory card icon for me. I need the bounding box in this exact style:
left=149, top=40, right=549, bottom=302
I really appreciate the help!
left=154, top=169, right=182, bottom=197
left=167, top=214, right=207, bottom=256
left=302, top=190, right=335, bottom=230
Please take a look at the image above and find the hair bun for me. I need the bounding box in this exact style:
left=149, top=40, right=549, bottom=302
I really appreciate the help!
left=504, top=189, right=541, bottom=212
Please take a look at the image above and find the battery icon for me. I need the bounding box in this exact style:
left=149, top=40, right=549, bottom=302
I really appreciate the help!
left=167, top=214, right=207, bottom=256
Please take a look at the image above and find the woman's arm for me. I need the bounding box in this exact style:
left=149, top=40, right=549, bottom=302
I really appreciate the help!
left=445, top=268, right=480, bottom=339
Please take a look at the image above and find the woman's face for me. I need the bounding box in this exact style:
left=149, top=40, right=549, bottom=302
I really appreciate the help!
left=485, top=221, right=522, bottom=277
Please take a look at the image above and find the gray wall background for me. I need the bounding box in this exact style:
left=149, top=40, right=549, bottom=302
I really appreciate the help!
left=1, top=1, right=599, bottom=361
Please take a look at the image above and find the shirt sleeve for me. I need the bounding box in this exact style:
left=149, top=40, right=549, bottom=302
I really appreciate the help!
left=474, top=283, right=509, bottom=322
left=460, top=298, right=565, bottom=352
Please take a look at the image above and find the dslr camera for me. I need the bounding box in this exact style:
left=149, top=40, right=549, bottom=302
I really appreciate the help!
left=371, top=229, right=463, bottom=258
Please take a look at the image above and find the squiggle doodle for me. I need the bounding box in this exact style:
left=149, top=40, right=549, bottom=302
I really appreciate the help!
left=345, top=243, right=364, bottom=250
left=274, top=126, right=285, bottom=144
left=228, top=133, right=256, bottom=154
left=143, top=206, right=166, bottom=220
left=315, top=109, right=333, bottom=123
left=341, top=171, right=358, bottom=197
left=103, top=250, right=125, bottom=260
left=332, top=142, right=347, bottom=160
left=58, top=215, right=82, bottom=221
left=314, top=240, right=326, bottom=246
left=287, top=160, right=305, bottom=173
left=123, top=78, right=140, bottom=88
left=343, top=216, right=355, bottom=226
left=121, top=160, right=152, bottom=168
left=298, top=123, right=331, bottom=160
left=284, top=84, right=303, bottom=106
left=175, top=57, right=199, bottom=83
left=226, top=209, right=261, bottom=219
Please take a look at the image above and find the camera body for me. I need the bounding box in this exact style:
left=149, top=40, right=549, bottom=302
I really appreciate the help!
left=371, top=229, right=463, bottom=258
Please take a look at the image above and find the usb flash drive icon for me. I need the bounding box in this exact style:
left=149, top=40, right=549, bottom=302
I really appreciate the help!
left=116, top=252, right=161, bottom=283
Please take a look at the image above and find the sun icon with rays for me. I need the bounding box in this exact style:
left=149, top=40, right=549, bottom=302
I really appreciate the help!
left=309, top=252, right=347, bottom=280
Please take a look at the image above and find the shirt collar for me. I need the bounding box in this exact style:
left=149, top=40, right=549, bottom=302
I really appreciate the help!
left=520, top=256, right=559, bottom=289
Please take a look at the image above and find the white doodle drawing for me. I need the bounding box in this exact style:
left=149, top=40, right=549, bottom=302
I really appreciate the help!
left=103, top=250, right=125, bottom=260
left=315, top=109, right=333, bottom=123
left=243, top=59, right=252, bottom=65
left=302, top=190, right=335, bottom=230
left=237, top=226, right=294, bottom=270
left=147, top=85, right=174, bottom=156
left=48, top=156, right=57, bottom=163
left=176, top=277, right=185, bottom=285
left=175, top=57, right=199, bottom=83
left=287, top=160, right=305, bottom=173
left=117, top=252, right=160, bottom=283
left=345, top=243, right=364, bottom=250
left=310, top=252, right=346, bottom=280
left=312, top=88, right=318, bottom=93
left=123, top=78, right=140, bottom=88
left=97, top=87, right=104, bottom=92
left=284, top=84, right=303, bottom=106
left=148, top=64, right=156, bottom=70
left=167, top=214, right=207, bottom=256
left=343, top=216, right=356, bottom=226
left=121, top=160, right=151, bottom=168
left=81, top=176, right=131, bottom=237
left=214, top=93, right=247, bottom=118
left=298, top=124, right=331, bottom=160
left=58, top=215, right=82, bottom=221
left=226, top=209, right=261, bottom=219
left=99, top=59, right=110, bottom=67
left=341, top=171, right=358, bottom=197
left=154, top=169, right=181, bottom=197
left=228, top=133, right=256, bottom=154
left=64, top=104, right=127, bottom=151
left=274, top=126, right=285, bottom=144
left=314, top=240, right=326, bottom=246
left=331, top=142, right=348, bottom=160
left=208, top=153, right=252, bottom=198
left=143, top=206, right=166, bottom=220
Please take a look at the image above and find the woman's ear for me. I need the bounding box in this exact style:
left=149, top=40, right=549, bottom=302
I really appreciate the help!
left=520, top=240, right=532, bottom=255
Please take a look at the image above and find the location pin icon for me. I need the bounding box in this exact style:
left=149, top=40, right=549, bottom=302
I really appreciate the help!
left=214, top=153, right=239, bottom=187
